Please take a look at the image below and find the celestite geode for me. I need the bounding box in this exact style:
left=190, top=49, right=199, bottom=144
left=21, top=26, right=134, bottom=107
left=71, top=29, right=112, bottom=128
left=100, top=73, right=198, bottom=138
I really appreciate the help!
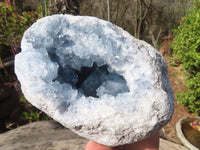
left=15, top=14, right=174, bottom=146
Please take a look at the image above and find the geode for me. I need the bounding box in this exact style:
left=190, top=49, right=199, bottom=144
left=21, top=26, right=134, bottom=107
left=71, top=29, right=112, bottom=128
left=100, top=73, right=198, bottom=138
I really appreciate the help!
left=15, top=14, right=174, bottom=146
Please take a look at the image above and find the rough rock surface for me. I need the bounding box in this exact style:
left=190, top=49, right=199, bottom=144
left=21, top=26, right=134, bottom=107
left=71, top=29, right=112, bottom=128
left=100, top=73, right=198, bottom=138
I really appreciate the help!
left=15, top=14, right=174, bottom=146
left=0, top=121, right=188, bottom=150
left=0, top=121, right=87, bottom=150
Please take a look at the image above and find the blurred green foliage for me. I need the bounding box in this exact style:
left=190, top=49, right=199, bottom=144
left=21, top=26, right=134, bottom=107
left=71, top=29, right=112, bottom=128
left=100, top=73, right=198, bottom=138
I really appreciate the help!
left=171, top=0, right=200, bottom=115
left=20, top=95, right=50, bottom=122
left=0, top=2, right=40, bottom=54
left=0, top=2, right=48, bottom=123
left=38, top=0, right=49, bottom=17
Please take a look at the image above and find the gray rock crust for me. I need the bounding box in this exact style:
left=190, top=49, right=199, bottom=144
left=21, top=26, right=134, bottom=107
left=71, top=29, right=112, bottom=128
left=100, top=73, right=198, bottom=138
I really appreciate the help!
left=15, top=14, right=174, bottom=146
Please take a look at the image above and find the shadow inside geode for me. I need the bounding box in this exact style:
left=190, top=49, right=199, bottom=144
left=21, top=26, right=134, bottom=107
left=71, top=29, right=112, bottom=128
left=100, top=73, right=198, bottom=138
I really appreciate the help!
left=48, top=49, right=130, bottom=98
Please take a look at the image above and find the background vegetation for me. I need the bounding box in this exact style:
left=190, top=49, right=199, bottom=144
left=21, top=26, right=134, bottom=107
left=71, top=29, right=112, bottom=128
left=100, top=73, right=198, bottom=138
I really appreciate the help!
left=0, top=1, right=48, bottom=132
left=171, top=0, right=200, bottom=115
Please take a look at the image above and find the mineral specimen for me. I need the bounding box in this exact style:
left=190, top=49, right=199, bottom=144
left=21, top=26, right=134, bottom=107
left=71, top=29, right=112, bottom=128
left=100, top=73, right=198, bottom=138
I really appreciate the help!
left=15, top=14, right=174, bottom=146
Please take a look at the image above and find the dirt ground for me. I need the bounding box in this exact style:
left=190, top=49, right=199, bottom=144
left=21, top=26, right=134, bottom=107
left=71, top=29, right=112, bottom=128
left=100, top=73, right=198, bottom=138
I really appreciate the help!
left=158, top=35, right=196, bottom=144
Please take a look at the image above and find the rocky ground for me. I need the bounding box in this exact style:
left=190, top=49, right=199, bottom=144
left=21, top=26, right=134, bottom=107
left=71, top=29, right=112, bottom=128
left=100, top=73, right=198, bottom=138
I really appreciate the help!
left=0, top=121, right=189, bottom=150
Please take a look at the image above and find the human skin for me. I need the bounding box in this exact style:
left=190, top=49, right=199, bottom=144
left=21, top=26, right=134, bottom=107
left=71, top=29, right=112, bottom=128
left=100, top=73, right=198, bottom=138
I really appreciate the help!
left=85, top=132, right=159, bottom=150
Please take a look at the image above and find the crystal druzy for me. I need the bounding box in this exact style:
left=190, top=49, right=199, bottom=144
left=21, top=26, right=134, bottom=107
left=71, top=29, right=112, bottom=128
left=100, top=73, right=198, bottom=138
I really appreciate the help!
left=15, top=14, right=174, bottom=146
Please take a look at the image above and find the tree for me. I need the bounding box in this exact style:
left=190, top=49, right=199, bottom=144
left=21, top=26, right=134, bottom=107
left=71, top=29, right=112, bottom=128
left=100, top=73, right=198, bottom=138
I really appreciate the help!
left=48, top=0, right=80, bottom=15
left=134, top=0, right=152, bottom=39
left=107, top=0, right=110, bottom=21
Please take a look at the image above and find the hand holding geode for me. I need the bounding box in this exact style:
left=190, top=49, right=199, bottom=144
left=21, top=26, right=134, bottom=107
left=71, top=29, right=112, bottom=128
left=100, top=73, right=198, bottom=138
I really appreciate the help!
left=15, top=14, right=174, bottom=146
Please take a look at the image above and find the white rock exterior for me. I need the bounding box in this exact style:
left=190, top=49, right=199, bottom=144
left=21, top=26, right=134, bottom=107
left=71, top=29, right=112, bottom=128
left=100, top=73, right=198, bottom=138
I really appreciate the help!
left=15, top=14, right=174, bottom=146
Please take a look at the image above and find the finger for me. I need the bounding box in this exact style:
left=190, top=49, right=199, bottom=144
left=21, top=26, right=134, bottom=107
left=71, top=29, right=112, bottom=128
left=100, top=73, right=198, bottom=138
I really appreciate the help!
left=85, top=141, right=122, bottom=150
left=125, top=132, right=159, bottom=150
